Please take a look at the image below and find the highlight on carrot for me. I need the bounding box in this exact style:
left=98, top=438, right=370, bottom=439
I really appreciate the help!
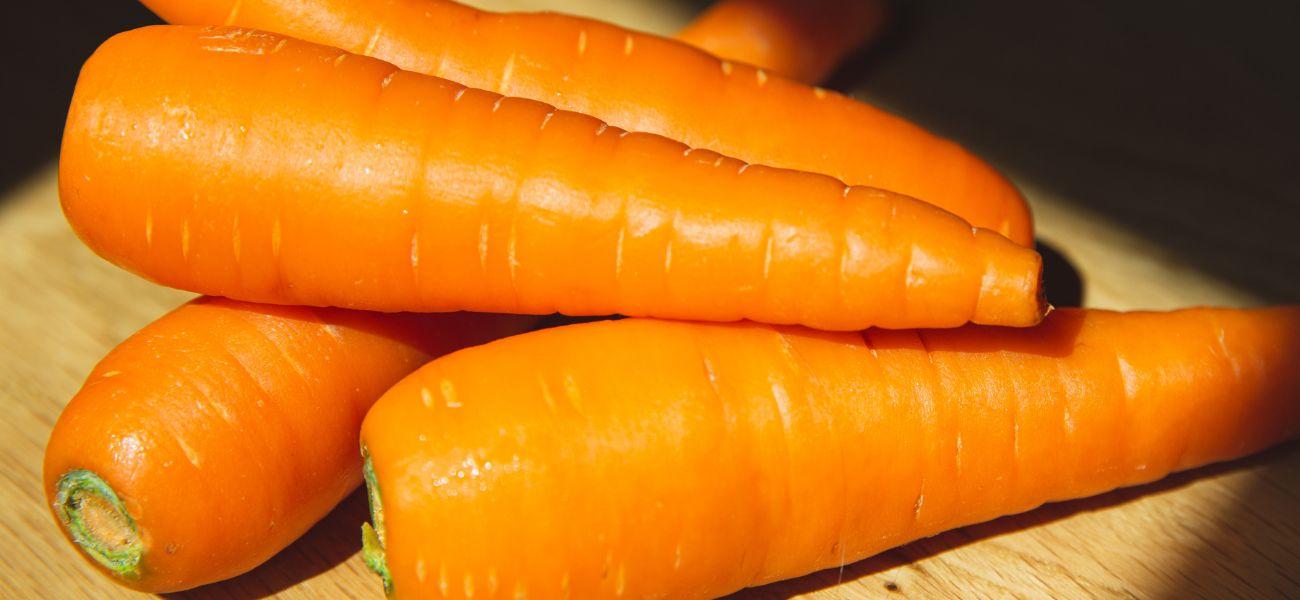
left=138, top=0, right=1032, bottom=245
left=43, top=297, right=531, bottom=593
left=678, top=0, right=888, bottom=83
left=358, top=307, right=1300, bottom=598
left=59, top=25, right=1045, bottom=331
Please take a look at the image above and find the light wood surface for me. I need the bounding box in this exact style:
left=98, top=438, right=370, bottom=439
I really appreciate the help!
left=3, top=1, right=1297, bottom=598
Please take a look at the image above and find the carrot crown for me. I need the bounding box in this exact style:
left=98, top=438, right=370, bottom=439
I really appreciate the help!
left=53, top=470, right=142, bottom=581
left=361, top=448, right=393, bottom=596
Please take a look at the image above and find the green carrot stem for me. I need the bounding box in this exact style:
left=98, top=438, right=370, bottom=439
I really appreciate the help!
left=361, top=448, right=393, bottom=596
left=53, top=469, right=142, bottom=580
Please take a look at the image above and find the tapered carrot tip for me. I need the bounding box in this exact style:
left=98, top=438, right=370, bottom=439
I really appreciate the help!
left=60, top=25, right=1044, bottom=330
left=52, top=470, right=143, bottom=581
left=973, top=228, right=1047, bottom=326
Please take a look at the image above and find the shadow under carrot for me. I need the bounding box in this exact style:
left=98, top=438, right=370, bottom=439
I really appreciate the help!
left=731, top=443, right=1300, bottom=599
left=165, top=489, right=371, bottom=600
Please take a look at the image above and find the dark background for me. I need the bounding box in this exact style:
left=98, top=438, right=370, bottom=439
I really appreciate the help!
left=834, top=0, right=1300, bottom=303
left=2, top=2, right=160, bottom=194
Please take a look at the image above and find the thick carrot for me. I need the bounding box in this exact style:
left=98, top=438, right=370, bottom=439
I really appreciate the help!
left=59, top=26, right=1043, bottom=331
left=138, top=0, right=1032, bottom=245
left=359, top=307, right=1300, bottom=598
left=42, top=297, right=529, bottom=593
left=677, top=0, right=888, bottom=83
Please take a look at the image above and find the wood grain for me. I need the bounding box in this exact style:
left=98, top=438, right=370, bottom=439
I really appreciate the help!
left=2, top=0, right=1297, bottom=598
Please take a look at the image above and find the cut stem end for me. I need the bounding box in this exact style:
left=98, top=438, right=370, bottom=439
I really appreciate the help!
left=361, top=448, right=393, bottom=596
left=54, top=469, right=142, bottom=580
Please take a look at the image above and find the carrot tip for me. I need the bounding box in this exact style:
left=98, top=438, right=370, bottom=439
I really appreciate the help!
left=361, top=449, right=393, bottom=596
left=53, top=470, right=142, bottom=580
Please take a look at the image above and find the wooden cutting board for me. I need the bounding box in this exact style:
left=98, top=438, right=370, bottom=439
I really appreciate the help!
left=2, top=1, right=1297, bottom=598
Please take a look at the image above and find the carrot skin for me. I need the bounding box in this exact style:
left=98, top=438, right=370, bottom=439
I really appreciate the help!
left=138, top=0, right=1032, bottom=245
left=42, top=297, right=530, bottom=593
left=677, top=0, right=888, bottom=83
left=60, top=26, right=1043, bottom=331
left=360, top=307, right=1300, bottom=598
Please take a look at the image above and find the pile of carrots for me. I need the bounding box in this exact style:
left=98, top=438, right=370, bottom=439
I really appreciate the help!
left=42, top=0, right=1299, bottom=597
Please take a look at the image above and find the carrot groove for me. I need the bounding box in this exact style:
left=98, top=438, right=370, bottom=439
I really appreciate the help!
left=677, top=0, right=888, bottom=83
left=60, top=26, right=1043, bottom=331
left=139, top=0, right=1032, bottom=244
left=43, top=297, right=530, bottom=592
left=360, top=307, right=1300, bottom=598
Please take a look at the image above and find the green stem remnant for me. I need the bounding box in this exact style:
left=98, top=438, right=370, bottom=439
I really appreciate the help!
left=54, top=470, right=142, bottom=580
left=361, top=448, right=393, bottom=596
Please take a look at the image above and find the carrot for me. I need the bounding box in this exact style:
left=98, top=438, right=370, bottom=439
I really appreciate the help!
left=59, top=26, right=1044, bottom=331
left=42, top=297, right=530, bottom=593
left=138, top=0, right=1033, bottom=245
left=677, top=0, right=888, bottom=83
left=358, top=307, right=1300, bottom=598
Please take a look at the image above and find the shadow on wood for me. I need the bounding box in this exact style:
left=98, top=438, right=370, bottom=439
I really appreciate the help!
left=166, top=488, right=370, bottom=600
left=1161, top=445, right=1300, bottom=597
left=1038, top=239, right=1084, bottom=308
left=731, top=443, right=1300, bottom=599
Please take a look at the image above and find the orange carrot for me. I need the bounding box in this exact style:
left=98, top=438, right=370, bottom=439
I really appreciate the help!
left=678, top=0, right=888, bottom=83
left=42, top=297, right=530, bottom=593
left=359, top=307, right=1300, bottom=597
left=60, top=26, right=1043, bottom=331
left=138, top=0, right=1032, bottom=245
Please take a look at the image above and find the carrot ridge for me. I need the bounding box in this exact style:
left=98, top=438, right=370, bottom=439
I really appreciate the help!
left=59, top=25, right=1045, bottom=331
left=138, top=0, right=1034, bottom=244
left=358, top=307, right=1300, bottom=598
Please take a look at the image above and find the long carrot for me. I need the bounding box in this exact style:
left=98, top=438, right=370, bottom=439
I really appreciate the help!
left=42, top=297, right=529, bottom=593
left=359, top=307, right=1300, bottom=598
left=678, top=0, right=888, bottom=83
left=60, top=25, right=1044, bottom=331
left=138, top=0, right=1033, bottom=245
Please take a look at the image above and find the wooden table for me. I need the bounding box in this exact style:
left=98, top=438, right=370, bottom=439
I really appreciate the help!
left=3, top=1, right=1297, bottom=597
